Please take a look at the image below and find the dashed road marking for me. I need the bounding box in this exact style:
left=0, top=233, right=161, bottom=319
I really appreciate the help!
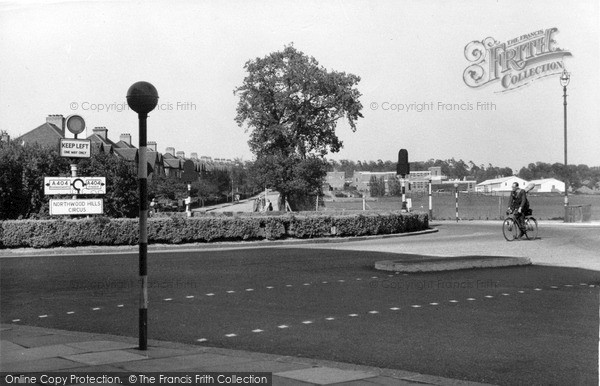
left=368, top=311, right=379, bottom=314
left=186, top=295, right=194, bottom=298
left=39, top=315, right=48, bottom=318
left=390, top=307, right=400, bottom=311
left=252, top=329, right=263, bottom=333
left=92, top=307, right=101, bottom=311
left=467, top=298, right=476, bottom=301
left=197, top=338, right=207, bottom=342
left=225, top=333, right=237, bottom=338
left=164, top=298, right=172, bottom=301
left=278, top=325, right=289, bottom=329
left=325, top=317, right=335, bottom=321
left=349, top=314, right=358, bottom=317
left=67, top=311, right=75, bottom=314
left=302, top=320, right=313, bottom=324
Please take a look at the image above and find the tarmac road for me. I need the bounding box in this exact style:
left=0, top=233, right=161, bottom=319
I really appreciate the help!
left=1, top=221, right=599, bottom=385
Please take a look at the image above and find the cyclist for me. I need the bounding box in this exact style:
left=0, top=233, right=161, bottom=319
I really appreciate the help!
left=508, top=182, right=529, bottom=237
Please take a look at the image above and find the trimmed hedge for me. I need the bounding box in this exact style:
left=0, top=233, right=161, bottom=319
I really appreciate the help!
left=0, top=211, right=428, bottom=249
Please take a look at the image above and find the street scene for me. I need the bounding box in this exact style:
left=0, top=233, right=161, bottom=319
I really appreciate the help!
left=1, top=1, right=600, bottom=386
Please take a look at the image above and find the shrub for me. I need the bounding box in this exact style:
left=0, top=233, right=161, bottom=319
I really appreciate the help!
left=0, top=211, right=428, bottom=249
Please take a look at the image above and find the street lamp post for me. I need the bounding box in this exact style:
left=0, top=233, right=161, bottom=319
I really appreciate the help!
left=127, top=81, right=159, bottom=351
left=560, top=69, right=570, bottom=222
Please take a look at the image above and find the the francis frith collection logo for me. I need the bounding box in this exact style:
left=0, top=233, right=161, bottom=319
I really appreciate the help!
left=463, top=27, right=572, bottom=92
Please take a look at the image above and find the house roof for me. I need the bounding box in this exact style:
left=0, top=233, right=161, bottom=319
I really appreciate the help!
left=164, top=158, right=182, bottom=169
left=528, top=178, right=563, bottom=184
left=113, top=148, right=138, bottom=162
left=15, top=123, right=63, bottom=148
left=476, top=176, right=527, bottom=186
left=114, top=140, right=135, bottom=149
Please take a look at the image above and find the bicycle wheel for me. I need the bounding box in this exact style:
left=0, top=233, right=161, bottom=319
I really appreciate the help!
left=503, top=218, right=518, bottom=241
left=524, top=217, right=538, bottom=240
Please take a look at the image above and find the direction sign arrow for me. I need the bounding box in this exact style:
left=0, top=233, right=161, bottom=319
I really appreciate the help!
left=44, top=177, right=106, bottom=195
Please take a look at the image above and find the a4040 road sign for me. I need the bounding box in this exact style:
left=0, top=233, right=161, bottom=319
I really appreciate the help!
left=44, top=177, right=106, bottom=195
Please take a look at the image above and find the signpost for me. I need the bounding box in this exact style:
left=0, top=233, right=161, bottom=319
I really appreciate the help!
left=59, top=138, right=92, bottom=158
left=44, top=177, right=106, bottom=195
left=46, top=115, right=106, bottom=217
left=49, top=199, right=103, bottom=215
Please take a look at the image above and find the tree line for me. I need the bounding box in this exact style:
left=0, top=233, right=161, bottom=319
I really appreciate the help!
left=327, top=158, right=599, bottom=190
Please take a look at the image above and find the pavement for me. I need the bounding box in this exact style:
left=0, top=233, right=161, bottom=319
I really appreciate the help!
left=2, top=220, right=599, bottom=385
left=1, top=323, right=493, bottom=385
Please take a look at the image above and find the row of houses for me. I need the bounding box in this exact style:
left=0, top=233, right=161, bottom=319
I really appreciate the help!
left=6, top=114, right=234, bottom=180
left=326, top=169, right=567, bottom=196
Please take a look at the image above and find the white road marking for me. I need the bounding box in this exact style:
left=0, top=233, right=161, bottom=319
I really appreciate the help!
left=368, top=311, right=379, bottom=314
left=325, top=317, right=335, bottom=320
left=197, top=338, right=207, bottom=342
left=411, top=305, right=421, bottom=308
left=67, top=311, right=75, bottom=314
left=117, top=305, right=124, bottom=308
left=467, top=298, right=476, bottom=301
left=39, top=315, right=48, bottom=318
left=348, top=314, right=358, bottom=317
left=484, top=295, right=493, bottom=298
left=225, top=333, right=237, bottom=338
left=252, top=329, right=263, bottom=333
left=12, top=319, right=20, bottom=322
left=186, top=295, right=194, bottom=298
left=92, top=307, right=101, bottom=310
left=430, top=303, right=439, bottom=306
left=390, top=307, right=400, bottom=310
left=164, top=298, right=172, bottom=301
left=278, top=325, right=289, bottom=329
left=245, top=289, right=254, bottom=292
left=207, top=293, right=216, bottom=296
left=266, top=286, right=274, bottom=289
left=302, top=321, right=313, bottom=324
left=449, top=300, right=458, bottom=303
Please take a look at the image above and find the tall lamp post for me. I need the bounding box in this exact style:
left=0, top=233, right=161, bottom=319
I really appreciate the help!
left=127, top=82, right=159, bottom=351
left=560, top=69, right=570, bottom=222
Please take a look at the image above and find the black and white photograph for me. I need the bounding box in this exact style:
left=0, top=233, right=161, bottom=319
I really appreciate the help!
left=1, top=1, right=599, bottom=385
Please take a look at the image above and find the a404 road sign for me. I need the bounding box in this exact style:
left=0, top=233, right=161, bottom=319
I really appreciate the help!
left=44, top=177, right=106, bottom=195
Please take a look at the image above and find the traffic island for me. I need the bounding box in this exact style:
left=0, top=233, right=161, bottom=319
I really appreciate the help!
left=375, top=255, right=532, bottom=273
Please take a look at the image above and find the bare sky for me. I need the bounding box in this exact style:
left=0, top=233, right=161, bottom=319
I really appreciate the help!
left=1, top=0, right=598, bottom=171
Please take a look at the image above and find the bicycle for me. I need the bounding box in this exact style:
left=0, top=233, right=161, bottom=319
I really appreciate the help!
left=502, top=209, right=538, bottom=241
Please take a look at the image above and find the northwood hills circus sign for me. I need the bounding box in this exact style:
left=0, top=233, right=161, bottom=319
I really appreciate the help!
left=463, top=27, right=572, bottom=92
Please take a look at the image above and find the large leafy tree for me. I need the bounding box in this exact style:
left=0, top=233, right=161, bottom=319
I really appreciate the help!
left=234, top=45, right=363, bottom=209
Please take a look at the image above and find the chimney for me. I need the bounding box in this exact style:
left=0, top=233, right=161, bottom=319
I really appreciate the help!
left=119, top=133, right=132, bottom=146
left=165, top=147, right=175, bottom=155
left=93, top=127, right=108, bottom=141
left=147, top=141, right=157, bottom=152
left=46, top=114, right=65, bottom=135
left=190, top=152, right=198, bottom=160
left=176, top=151, right=185, bottom=159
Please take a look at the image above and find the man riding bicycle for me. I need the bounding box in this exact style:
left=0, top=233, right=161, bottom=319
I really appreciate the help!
left=508, top=182, right=530, bottom=237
